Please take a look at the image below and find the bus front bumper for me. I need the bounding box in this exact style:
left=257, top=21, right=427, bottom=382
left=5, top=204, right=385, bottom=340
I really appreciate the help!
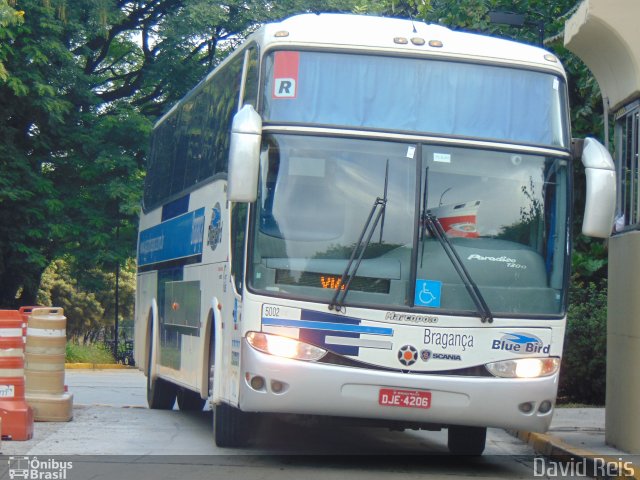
left=238, top=340, right=558, bottom=432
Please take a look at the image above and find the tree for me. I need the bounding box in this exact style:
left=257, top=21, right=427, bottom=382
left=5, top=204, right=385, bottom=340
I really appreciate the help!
left=37, top=257, right=136, bottom=342
left=0, top=1, right=74, bottom=307
left=0, top=0, right=359, bottom=308
left=37, top=258, right=105, bottom=340
left=559, top=279, right=607, bottom=404
left=0, top=0, right=24, bottom=80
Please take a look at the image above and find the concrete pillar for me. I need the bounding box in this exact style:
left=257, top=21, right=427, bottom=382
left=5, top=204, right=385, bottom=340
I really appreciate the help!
left=606, top=232, right=640, bottom=453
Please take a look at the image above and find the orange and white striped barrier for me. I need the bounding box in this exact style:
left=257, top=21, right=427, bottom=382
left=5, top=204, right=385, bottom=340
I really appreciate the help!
left=24, top=307, right=73, bottom=422
left=0, top=309, right=34, bottom=440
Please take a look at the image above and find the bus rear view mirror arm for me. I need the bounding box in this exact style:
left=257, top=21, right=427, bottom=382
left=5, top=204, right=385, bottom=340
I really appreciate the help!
left=228, top=104, right=262, bottom=202
left=578, top=137, right=616, bottom=238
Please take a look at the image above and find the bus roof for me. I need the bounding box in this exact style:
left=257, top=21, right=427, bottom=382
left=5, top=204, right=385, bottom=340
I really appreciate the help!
left=251, top=13, right=565, bottom=75
left=156, top=13, right=565, bottom=128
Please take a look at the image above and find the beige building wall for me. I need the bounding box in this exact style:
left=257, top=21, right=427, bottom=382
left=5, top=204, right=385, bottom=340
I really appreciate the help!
left=607, top=233, right=640, bottom=452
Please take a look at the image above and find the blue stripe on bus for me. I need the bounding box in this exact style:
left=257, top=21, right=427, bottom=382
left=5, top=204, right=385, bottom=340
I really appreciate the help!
left=262, top=318, right=393, bottom=336
left=138, top=208, right=205, bottom=266
left=299, top=328, right=359, bottom=356
left=300, top=308, right=361, bottom=325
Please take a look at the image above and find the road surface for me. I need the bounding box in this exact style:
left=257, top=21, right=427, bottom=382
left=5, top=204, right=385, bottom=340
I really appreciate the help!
left=0, top=369, right=552, bottom=479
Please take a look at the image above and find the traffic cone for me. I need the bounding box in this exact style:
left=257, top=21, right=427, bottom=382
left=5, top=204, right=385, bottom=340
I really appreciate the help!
left=24, top=307, right=73, bottom=422
left=0, top=310, right=34, bottom=440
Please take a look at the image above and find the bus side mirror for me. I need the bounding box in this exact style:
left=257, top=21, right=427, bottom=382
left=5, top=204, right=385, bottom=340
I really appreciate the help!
left=227, top=104, right=262, bottom=202
left=579, top=137, right=616, bottom=238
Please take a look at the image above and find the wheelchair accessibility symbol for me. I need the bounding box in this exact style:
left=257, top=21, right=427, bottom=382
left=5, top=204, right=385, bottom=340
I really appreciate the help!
left=414, top=280, right=442, bottom=307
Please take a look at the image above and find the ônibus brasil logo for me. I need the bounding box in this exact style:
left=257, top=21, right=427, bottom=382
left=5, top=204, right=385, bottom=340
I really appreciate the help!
left=8, top=456, right=73, bottom=480
left=492, top=332, right=550, bottom=355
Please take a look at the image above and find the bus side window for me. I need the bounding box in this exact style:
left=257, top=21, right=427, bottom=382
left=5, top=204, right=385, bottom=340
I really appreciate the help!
left=231, top=203, right=248, bottom=293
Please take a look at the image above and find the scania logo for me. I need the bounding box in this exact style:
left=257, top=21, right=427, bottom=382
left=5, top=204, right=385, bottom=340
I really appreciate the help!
left=421, top=349, right=462, bottom=362
left=398, top=345, right=418, bottom=366
left=492, top=332, right=551, bottom=355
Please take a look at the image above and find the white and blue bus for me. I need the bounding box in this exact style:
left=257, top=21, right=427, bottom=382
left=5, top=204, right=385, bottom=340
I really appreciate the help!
left=135, top=13, right=616, bottom=455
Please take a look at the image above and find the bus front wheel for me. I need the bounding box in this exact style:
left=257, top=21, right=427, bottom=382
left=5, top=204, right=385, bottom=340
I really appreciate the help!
left=447, top=425, right=487, bottom=455
left=213, top=402, right=251, bottom=447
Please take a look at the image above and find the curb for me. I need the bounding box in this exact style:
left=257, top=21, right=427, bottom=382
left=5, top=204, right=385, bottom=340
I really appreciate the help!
left=65, top=363, right=134, bottom=370
left=511, top=430, right=639, bottom=480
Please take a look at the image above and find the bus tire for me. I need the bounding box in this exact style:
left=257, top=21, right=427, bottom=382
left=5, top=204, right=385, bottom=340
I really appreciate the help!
left=147, top=375, right=177, bottom=410
left=447, top=425, right=486, bottom=455
left=146, top=323, right=176, bottom=410
left=177, top=388, right=206, bottom=411
left=213, top=402, right=250, bottom=448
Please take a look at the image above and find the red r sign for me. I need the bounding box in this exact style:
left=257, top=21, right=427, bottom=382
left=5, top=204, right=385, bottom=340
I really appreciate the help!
left=273, top=51, right=299, bottom=99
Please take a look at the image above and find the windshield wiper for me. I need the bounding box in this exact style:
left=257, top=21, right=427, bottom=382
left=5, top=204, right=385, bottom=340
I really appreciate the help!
left=329, top=161, right=389, bottom=312
left=423, top=213, right=494, bottom=324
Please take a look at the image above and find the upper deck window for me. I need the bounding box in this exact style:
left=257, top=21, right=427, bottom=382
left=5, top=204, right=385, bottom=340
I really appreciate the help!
left=263, top=51, right=568, bottom=149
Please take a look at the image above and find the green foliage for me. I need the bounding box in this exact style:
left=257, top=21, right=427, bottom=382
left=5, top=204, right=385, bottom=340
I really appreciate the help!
left=558, top=279, right=607, bottom=405
left=1, top=1, right=94, bottom=306
left=65, top=342, right=115, bottom=364
left=37, top=257, right=137, bottom=341
left=572, top=237, right=608, bottom=284
left=0, top=0, right=24, bottom=81
left=37, top=258, right=105, bottom=339
left=353, top=0, right=429, bottom=16
left=1, top=0, right=361, bottom=308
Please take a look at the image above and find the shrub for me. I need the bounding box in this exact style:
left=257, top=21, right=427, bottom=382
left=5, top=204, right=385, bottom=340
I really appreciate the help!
left=66, top=342, right=115, bottom=364
left=558, top=279, right=607, bottom=405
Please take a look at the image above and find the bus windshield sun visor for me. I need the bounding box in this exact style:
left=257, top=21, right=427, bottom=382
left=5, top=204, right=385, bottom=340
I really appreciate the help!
left=423, top=213, right=494, bottom=324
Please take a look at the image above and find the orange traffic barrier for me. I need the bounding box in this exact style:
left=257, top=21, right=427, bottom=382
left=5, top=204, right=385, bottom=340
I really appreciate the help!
left=24, top=307, right=73, bottom=422
left=0, top=309, right=34, bottom=440
left=18, top=306, right=41, bottom=340
left=25, top=308, right=67, bottom=357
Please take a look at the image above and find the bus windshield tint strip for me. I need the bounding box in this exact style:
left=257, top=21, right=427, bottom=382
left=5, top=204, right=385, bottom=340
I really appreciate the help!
left=275, top=269, right=391, bottom=293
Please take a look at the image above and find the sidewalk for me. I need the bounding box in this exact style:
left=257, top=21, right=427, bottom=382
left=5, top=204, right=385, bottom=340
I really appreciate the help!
left=512, top=408, right=640, bottom=479
left=65, top=362, right=133, bottom=369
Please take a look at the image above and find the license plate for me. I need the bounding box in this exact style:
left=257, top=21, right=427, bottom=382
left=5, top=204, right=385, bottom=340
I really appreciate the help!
left=378, top=388, right=431, bottom=409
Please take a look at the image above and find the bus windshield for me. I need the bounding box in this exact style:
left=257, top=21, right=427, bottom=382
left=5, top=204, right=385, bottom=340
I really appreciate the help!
left=249, top=134, right=569, bottom=317
left=263, top=51, right=568, bottom=148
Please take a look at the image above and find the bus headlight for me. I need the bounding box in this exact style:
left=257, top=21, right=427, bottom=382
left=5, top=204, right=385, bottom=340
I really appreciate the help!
left=246, top=332, right=327, bottom=362
left=485, top=357, right=560, bottom=378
